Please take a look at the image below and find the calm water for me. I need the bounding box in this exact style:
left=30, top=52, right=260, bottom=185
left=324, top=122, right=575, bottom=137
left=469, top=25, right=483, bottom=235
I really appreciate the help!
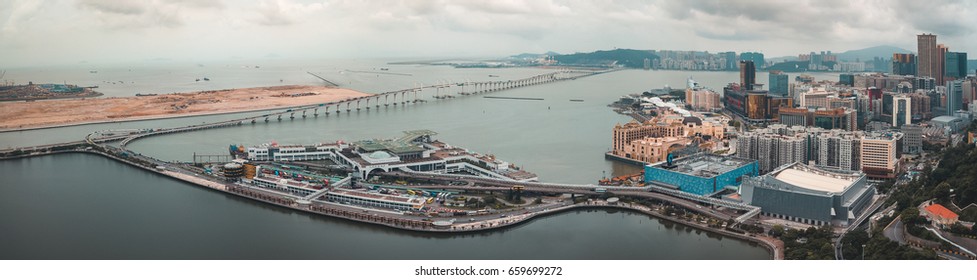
left=0, top=61, right=837, bottom=259
left=0, top=154, right=768, bottom=259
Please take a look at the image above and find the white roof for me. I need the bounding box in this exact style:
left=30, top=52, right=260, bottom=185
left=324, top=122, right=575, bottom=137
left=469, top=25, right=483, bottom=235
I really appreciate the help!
left=774, top=168, right=853, bottom=193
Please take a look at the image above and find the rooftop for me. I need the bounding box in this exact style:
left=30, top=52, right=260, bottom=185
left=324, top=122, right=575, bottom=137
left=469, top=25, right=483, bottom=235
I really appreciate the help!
left=354, top=130, right=437, bottom=154
left=652, top=153, right=754, bottom=178
left=931, top=116, right=962, bottom=123
left=924, top=204, right=959, bottom=220
left=771, top=165, right=857, bottom=193
left=774, top=169, right=853, bottom=193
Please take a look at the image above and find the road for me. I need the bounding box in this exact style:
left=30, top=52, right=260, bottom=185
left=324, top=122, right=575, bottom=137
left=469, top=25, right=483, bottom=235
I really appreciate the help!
left=882, top=217, right=907, bottom=245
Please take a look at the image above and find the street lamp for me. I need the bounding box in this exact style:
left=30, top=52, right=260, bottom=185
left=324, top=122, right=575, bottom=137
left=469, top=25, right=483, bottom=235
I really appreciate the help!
left=861, top=244, right=866, bottom=260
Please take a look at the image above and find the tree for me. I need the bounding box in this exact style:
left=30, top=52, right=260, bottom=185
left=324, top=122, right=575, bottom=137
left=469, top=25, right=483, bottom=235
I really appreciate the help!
left=770, top=225, right=785, bottom=237
left=483, top=196, right=497, bottom=205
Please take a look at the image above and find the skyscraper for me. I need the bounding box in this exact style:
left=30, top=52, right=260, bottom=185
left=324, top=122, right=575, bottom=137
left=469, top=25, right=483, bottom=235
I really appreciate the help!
left=740, top=60, right=756, bottom=90
left=917, top=34, right=938, bottom=79
left=937, top=44, right=948, bottom=84
left=769, top=71, right=788, bottom=96
left=947, top=80, right=963, bottom=115
left=891, top=53, right=916, bottom=76
left=945, top=52, right=968, bottom=81
left=892, top=95, right=911, bottom=127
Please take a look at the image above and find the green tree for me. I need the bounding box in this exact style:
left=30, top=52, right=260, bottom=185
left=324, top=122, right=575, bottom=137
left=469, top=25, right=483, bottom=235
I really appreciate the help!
left=770, top=225, right=785, bottom=237
left=901, top=208, right=921, bottom=225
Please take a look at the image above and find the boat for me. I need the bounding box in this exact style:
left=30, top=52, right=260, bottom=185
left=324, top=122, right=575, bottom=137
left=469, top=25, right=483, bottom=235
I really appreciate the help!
left=488, top=75, right=499, bottom=77
left=203, top=77, right=210, bottom=81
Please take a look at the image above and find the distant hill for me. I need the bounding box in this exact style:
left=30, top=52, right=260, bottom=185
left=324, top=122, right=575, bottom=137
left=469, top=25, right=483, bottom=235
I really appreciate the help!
left=553, top=49, right=658, bottom=68
left=836, top=45, right=913, bottom=62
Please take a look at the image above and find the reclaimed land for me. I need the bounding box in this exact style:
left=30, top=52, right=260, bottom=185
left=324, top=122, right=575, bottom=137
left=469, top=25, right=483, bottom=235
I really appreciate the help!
left=0, top=85, right=370, bottom=132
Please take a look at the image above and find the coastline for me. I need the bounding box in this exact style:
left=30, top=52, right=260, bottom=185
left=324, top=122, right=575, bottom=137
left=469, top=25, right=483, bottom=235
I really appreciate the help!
left=0, top=149, right=781, bottom=260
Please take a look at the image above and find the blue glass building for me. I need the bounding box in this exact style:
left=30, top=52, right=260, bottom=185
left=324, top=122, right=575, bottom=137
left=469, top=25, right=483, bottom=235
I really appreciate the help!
left=644, top=153, right=759, bottom=195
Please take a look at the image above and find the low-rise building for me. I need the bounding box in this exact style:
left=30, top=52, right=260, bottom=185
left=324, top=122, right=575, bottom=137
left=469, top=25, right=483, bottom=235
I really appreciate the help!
left=644, top=153, right=758, bottom=195
left=923, top=203, right=959, bottom=226
left=740, top=163, right=875, bottom=226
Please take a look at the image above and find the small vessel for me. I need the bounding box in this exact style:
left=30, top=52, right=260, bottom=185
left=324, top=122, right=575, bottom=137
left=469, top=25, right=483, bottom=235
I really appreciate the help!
left=488, top=75, right=499, bottom=77
left=195, top=78, right=200, bottom=82
left=203, top=77, right=210, bottom=81
left=380, top=68, right=389, bottom=71
left=89, top=70, right=98, bottom=74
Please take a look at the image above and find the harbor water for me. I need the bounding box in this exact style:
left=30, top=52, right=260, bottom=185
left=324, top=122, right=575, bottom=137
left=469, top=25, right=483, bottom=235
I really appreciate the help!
left=0, top=60, right=837, bottom=259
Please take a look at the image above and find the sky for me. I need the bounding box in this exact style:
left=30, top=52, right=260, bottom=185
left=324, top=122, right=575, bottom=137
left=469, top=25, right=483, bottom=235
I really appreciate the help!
left=1, top=0, right=975, bottom=67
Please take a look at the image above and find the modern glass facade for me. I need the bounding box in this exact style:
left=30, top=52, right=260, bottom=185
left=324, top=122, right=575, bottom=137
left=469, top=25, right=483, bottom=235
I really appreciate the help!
left=644, top=156, right=759, bottom=195
left=769, top=71, right=788, bottom=96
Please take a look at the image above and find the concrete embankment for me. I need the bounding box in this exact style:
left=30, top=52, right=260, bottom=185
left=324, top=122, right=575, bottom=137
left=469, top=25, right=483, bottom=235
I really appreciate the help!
left=1, top=149, right=778, bottom=259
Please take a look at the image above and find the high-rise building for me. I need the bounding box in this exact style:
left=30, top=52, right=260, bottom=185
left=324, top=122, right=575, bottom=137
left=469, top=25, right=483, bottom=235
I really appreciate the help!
left=741, top=52, right=765, bottom=69
left=721, top=52, right=737, bottom=71
left=736, top=125, right=862, bottom=174
left=901, top=124, right=923, bottom=154
left=778, top=108, right=810, bottom=127
left=860, top=132, right=901, bottom=180
left=937, top=44, right=948, bottom=84
left=892, top=95, right=911, bottom=127
left=963, top=77, right=977, bottom=107
left=945, top=52, right=968, bottom=81
left=892, top=53, right=917, bottom=76
left=740, top=60, right=756, bottom=90
left=839, top=73, right=855, bottom=86
left=685, top=87, right=722, bottom=111
left=769, top=71, right=788, bottom=96
left=917, top=34, right=938, bottom=79
left=947, top=80, right=964, bottom=115
left=913, top=76, right=937, bottom=90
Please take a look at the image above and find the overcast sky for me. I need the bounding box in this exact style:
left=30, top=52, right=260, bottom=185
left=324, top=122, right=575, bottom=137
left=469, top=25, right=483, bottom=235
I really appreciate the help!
left=1, top=0, right=975, bottom=67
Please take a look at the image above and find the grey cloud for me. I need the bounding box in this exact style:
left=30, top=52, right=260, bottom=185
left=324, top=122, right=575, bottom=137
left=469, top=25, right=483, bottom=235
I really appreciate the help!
left=77, top=0, right=146, bottom=15
left=695, top=29, right=766, bottom=41
left=253, top=0, right=325, bottom=26
left=891, top=0, right=975, bottom=37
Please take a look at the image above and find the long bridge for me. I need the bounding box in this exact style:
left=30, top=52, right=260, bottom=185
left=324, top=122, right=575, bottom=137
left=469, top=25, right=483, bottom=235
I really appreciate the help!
left=9, top=69, right=609, bottom=151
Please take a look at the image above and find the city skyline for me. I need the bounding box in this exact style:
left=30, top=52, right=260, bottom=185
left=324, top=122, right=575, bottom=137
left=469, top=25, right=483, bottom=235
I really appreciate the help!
left=1, top=0, right=975, bottom=67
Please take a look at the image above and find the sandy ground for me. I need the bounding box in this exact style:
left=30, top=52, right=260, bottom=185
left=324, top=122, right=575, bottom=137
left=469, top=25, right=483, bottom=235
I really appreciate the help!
left=0, top=85, right=370, bottom=131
